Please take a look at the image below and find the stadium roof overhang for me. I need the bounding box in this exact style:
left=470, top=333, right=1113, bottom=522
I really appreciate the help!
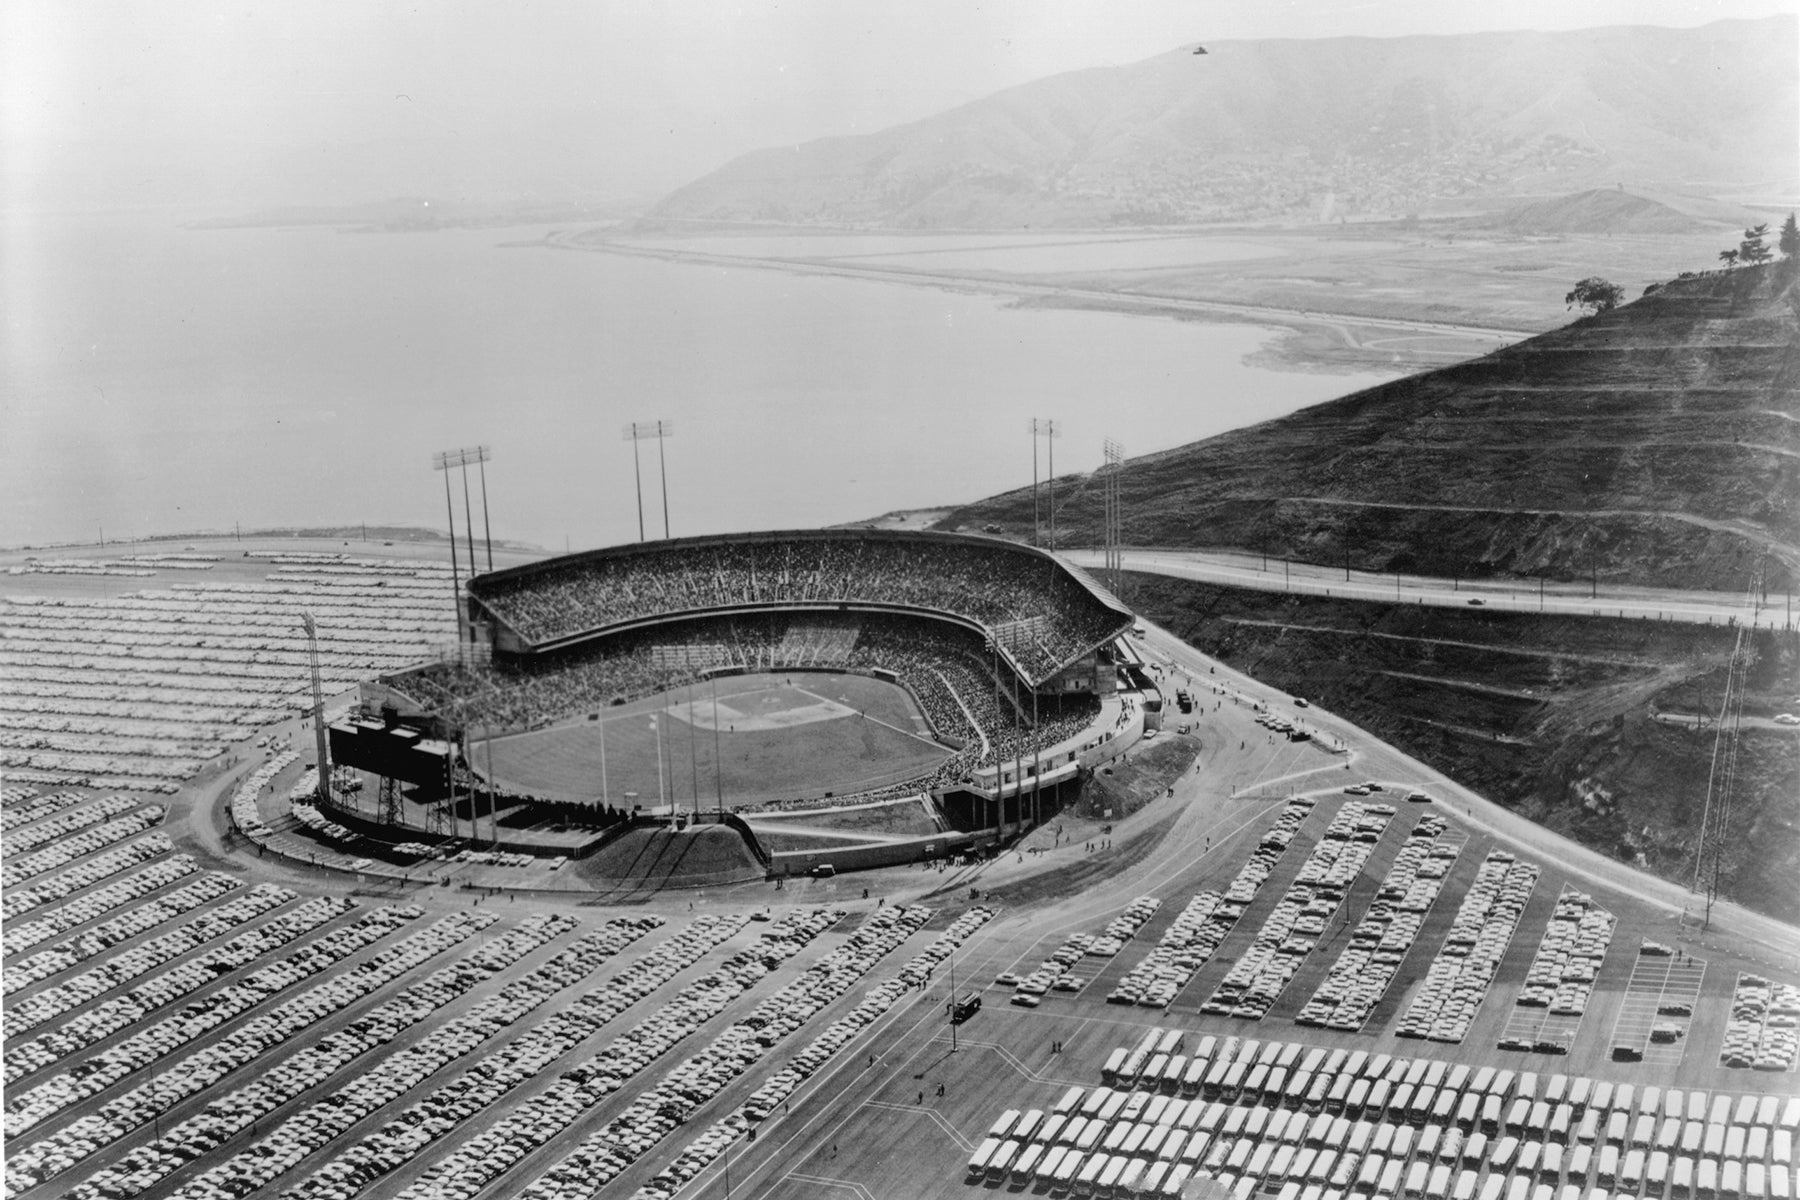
left=465, top=528, right=1133, bottom=687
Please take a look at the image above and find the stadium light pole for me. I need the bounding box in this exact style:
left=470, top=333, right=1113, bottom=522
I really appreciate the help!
left=1032, top=419, right=1061, bottom=548
left=432, top=451, right=465, bottom=638
left=298, top=613, right=330, bottom=804
left=475, top=449, right=494, bottom=572
left=623, top=421, right=675, bottom=541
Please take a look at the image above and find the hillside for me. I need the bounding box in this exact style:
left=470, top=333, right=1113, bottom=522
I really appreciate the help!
left=1126, top=578, right=1800, bottom=924
left=647, top=17, right=1797, bottom=230
left=1493, top=189, right=1711, bottom=235
left=936, top=261, right=1800, bottom=592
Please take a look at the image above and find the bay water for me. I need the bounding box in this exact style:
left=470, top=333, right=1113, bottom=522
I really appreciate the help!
left=3, top=211, right=1397, bottom=552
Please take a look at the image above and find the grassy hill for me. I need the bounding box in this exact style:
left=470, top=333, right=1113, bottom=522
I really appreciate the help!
left=936, top=261, right=1800, bottom=592
left=646, top=17, right=1796, bottom=231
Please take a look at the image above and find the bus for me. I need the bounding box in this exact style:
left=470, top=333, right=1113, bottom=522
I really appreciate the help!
left=1405, top=1161, right=1431, bottom=1197
left=952, top=991, right=982, bottom=1024
left=1182, top=1057, right=1209, bottom=1097
left=1056, top=1086, right=1087, bottom=1116
left=1036, top=1146, right=1067, bottom=1187
left=1015, top=1143, right=1045, bottom=1185
left=989, top=1139, right=1021, bottom=1182
left=1083, top=1088, right=1114, bottom=1120
left=968, top=1137, right=1001, bottom=1179
left=1697, top=1157, right=1718, bottom=1199
left=1623, top=1147, right=1647, bottom=1191
left=1453, top=1170, right=1479, bottom=1200
left=1017, top=1110, right=1045, bottom=1142
left=1098, top=1155, right=1128, bottom=1197
left=1720, top=1160, right=1741, bottom=1200
left=1163, top=1055, right=1189, bottom=1095
left=1157, top=1028, right=1184, bottom=1056
left=1074, top=1151, right=1107, bottom=1196
left=991, top=1110, right=1023, bottom=1140
left=1052, top=1149, right=1084, bottom=1193
left=1103, top=1049, right=1130, bottom=1085
left=1673, top=1156, right=1694, bottom=1198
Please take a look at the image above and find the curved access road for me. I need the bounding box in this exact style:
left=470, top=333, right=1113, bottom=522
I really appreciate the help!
left=1065, top=547, right=1788, bottom=629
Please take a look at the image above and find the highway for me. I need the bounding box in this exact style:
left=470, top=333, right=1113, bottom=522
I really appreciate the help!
left=1063, top=547, right=1790, bottom=629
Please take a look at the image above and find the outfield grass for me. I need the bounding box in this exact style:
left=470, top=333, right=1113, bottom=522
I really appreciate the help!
left=484, top=672, right=950, bottom=808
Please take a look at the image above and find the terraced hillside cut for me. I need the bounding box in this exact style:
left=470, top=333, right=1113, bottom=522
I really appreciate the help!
left=938, top=262, right=1800, bottom=592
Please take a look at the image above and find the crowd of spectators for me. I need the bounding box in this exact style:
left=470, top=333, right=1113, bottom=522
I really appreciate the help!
left=397, top=609, right=1104, bottom=816
left=472, top=535, right=1129, bottom=682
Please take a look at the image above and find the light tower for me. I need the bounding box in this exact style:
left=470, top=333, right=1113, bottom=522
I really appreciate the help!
left=623, top=420, right=674, bottom=541
left=1102, top=437, right=1126, bottom=597
left=1029, top=418, right=1061, bottom=547
left=298, top=612, right=330, bottom=804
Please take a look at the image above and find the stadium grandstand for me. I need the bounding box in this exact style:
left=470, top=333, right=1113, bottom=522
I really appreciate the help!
left=351, top=531, right=1142, bottom=847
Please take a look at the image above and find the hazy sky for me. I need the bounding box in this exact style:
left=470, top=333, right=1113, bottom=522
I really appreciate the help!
left=5, top=0, right=1797, bottom=214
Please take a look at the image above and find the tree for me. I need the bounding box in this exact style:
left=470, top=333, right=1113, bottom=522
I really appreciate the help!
left=1565, top=277, right=1624, bottom=316
left=1780, top=213, right=1799, bottom=259
left=1718, top=248, right=1740, bottom=269
left=1739, top=223, right=1772, bottom=266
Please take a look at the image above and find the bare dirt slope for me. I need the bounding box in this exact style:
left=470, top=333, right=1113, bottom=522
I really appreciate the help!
left=939, top=261, right=1800, bottom=591
left=1128, top=574, right=1800, bottom=924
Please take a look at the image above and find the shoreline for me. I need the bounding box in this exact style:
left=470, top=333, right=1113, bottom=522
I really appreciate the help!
left=540, top=230, right=1531, bottom=375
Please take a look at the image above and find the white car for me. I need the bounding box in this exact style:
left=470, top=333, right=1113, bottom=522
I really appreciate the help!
left=1775, top=713, right=1800, bottom=725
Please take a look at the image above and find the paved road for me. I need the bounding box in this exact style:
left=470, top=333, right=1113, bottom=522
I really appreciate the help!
left=1064, top=547, right=1790, bottom=630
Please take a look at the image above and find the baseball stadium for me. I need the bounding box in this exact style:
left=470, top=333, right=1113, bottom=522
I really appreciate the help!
left=2, top=514, right=1796, bottom=1200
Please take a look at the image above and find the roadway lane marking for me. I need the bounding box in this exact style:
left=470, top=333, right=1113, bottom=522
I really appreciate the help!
left=864, top=1100, right=975, bottom=1151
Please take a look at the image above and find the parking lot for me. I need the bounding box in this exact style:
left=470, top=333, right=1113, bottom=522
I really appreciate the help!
left=1607, top=947, right=1709, bottom=1069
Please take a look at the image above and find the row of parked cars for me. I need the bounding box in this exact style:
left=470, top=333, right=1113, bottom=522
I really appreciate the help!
left=1296, top=816, right=1458, bottom=1031
left=1396, top=850, right=1540, bottom=1044
left=517, top=905, right=919, bottom=1199
left=1202, top=803, right=1394, bottom=1021
left=2, top=832, right=174, bottom=921
left=157, top=917, right=662, bottom=1200
left=3, top=784, right=79, bottom=830
left=3, top=792, right=142, bottom=857
left=61, top=913, right=575, bottom=1200
left=392, top=909, right=843, bottom=1200
left=5, top=887, right=337, bottom=1088
left=2, top=897, right=404, bottom=1141
left=608, top=907, right=997, bottom=1200
left=229, top=751, right=296, bottom=840
left=1, top=809, right=166, bottom=873
left=1721, top=974, right=1800, bottom=1072
left=3, top=852, right=198, bottom=959
left=1512, top=890, right=1616, bottom=1016
left=5, top=867, right=246, bottom=1002
left=0, top=567, right=453, bottom=790
left=4, top=875, right=277, bottom=1046
left=1106, top=800, right=1317, bottom=1008
left=2, top=903, right=453, bottom=1193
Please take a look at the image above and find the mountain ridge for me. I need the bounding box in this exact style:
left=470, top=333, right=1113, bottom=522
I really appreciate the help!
left=646, top=17, right=1798, bottom=231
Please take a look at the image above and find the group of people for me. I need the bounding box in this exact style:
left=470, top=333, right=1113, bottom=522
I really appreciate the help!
left=473, top=534, right=1129, bottom=680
